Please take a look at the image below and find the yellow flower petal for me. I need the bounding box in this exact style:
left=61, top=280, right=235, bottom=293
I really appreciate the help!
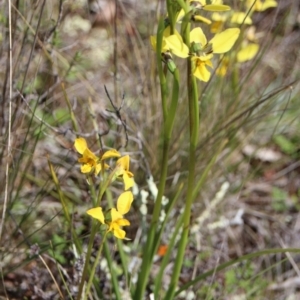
left=82, top=148, right=98, bottom=162
left=203, top=4, right=230, bottom=11
left=210, top=28, right=240, bottom=54
left=190, top=27, right=207, bottom=46
left=211, top=12, right=227, bottom=22
left=111, top=208, right=123, bottom=221
left=150, top=35, right=157, bottom=50
left=216, top=56, right=229, bottom=76
left=117, top=156, right=130, bottom=171
left=192, top=57, right=212, bottom=82
left=108, top=218, right=130, bottom=239
left=123, top=172, right=134, bottom=190
left=81, top=164, right=93, bottom=173
left=117, top=191, right=133, bottom=215
left=86, top=207, right=105, bottom=224
left=237, top=43, right=259, bottom=62
left=113, top=227, right=126, bottom=239
left=116, top=219, right=130, bottom=226
left=259, top=0, right=277, bottom=11
left=248, top=0, right=277, bottom=12
left=164, top=35, right=189, bottom=58
left=176, top=9, right=185, bottom=23
left=102, top=149, right=121, bottom=160
left=95, top=163, right=102, bottom=175
left=231, top=12, right=252, bottom=25
left=193, top=15, right=212, bottom=25
left=74, top=138, right=88, bottom=154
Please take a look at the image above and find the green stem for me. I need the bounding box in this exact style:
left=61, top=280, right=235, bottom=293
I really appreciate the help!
left=133, top=38, right=180, bottom=300
left=83, top=232, right=108, bottom=299
left=164, top=59, right=199, bottom=299
left=104, top=241, right=123, bottom=299
left=77, top=173, right=114, bottom=300
left=76, top=220, right=98, bottom=300
left=154, top=211, right=184, bottom=298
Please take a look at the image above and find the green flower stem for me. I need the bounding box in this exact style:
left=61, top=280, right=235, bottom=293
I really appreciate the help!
left=152, top=183, right=183, bottom=259
left=76, top=220, right=99, bottom=300
left=133, top=20, right=180, bottom=299
left=47, top=158, right=82, bottom=253
left=103, top=241, right=122, bottom=299
left=166, top=0, right=176, bottom=33
left=96, top=169, right=117, bottom=206
left=77, top=173, right=114, bottom=300
left=156, top=19, right=168, bottom=120
left=83, top=232, right=108, bottom=300
left=154, top=212, right=184, bottom=298
left=164, top=58, right=199, bottom=298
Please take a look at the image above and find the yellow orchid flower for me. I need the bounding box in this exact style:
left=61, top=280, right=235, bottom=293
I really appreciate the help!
left=86, top=191, right=134, bottom=239
left=230, top=12, right=252, bottom=25
left=176, top=0, right=230, bottom=25
left=190, top=27, right=240, bottom=81
left=192, top=57, right=213, bottom=82
left=210, top=12, right=228, bottom=33
left=247, top=0, right=277, bottom=12
left=114, top=155, right=134, bottom=190
left=237, top=26, right=259, bottom=63
left=74, top=137, right=120, bottom=175
left=216, top=26, right=259, bottom=77
left=190, top=0, right=230, bottom=12
left=237, top=43, right=259, bottom=62
left=108, top=191, right=134, bottom=239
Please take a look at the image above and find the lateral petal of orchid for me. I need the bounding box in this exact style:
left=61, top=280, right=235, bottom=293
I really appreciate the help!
left=164, top=35, right=189, bottom=58
left=199, top=53, right=213, bottom=61
left=112, top=226, right=126, bottom=239
left=102, top=149, right=121, bottom=160
left=103, top=163, right=110, bottom=170
left=150, top=35, right=157, bottom=50
left=163, top=27, right=184, bottom=41
left=193, top=15, right=212, bottom=25
left=260, top=1, right=277, bottom=11
left=86, top=207, right=105, bottom=224
left=95, top=163, right=102, bottom=175
left=210, top=28, right=240, bottom=53
left=203, top=4, right=230, bottom=11
left=74, top=138, right=88, bottom=154
left=216, top=57, right=229, bottom=76
left=192, top=57, right=211, bottom=82
left=117, top=191, right=133, bottom=215
left=163, top=26, right=172, bottom=38
left=237, top=43, right=259, bottom=62
left=81, top=164, right=92, bottom=173
left=190, top=27, right=207, bottom=46
left=250, top=0, right=277, bottom=12
left=150, top=35, right=168, bottom=53
left=176, top=9, right=185, bottom=23
left=231, top=12, right=252, bottom=25
left=116, top=219, right=130, bottom=226
left=211, top=12, right=227, bottom=22
left=205, top=59, right=213, bottom=68
left=123, top=173, right=134, bottom=190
